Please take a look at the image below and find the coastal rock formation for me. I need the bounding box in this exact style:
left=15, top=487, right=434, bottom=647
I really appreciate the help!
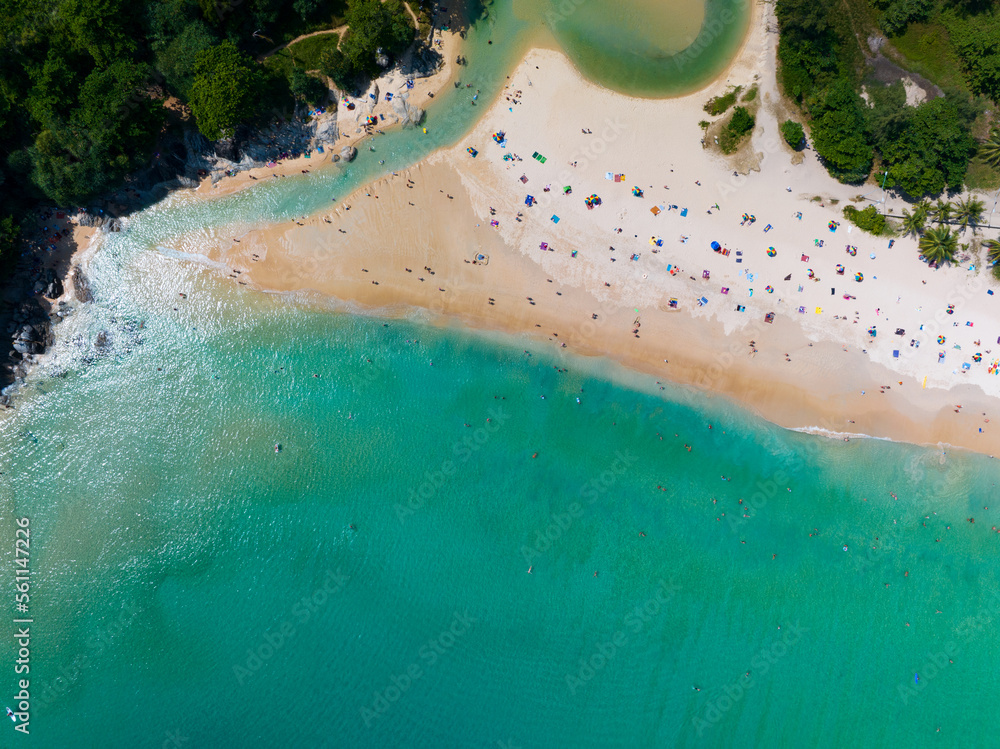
left=71, top=267, right=93, bottom=303
left=314, top=115, right=340, bottom=145
left=392, top=95, right=425, bottom=128
left=340, top=146, right=358, bottom=162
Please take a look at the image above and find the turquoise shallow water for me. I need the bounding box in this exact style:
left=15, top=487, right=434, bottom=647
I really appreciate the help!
left=2, top=1, right=998, bottom=746
left=3, top=291, right=1000, bottom=747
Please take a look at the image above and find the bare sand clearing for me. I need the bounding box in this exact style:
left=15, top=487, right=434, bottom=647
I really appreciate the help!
left=181, top=0, right=1000, bottom=455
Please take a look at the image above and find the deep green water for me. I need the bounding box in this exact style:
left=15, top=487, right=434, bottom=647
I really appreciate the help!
left=2, top=1, right=998, bottom=747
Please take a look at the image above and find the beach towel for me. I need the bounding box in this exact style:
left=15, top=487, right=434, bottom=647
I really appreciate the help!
left=551, top=215, right=560, bottom=223
left=606, top=172, right=613, bottom=180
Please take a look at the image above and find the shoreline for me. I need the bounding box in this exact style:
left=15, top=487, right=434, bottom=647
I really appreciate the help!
left=50, top=1, right=1000, bottom=458
left=194, top=12, right=465, bottom=201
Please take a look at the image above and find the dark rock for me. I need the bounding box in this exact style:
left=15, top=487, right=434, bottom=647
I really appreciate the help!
left=71, top=267, right=93, bottom=303
left=214, top=138, right=238, bottom=161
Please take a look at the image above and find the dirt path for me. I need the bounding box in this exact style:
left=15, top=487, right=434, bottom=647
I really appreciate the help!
left=260, top=28, right=344, bottom=61
left=261, top=1, right=423, bottom=61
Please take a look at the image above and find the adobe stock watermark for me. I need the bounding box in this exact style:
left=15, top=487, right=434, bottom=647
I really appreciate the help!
left=541, top=0, right=588, bottom=27
left=33, top=600, right=143, bottom=717
left=897, top=643, right=961, bottom=705
left=673, top=0, right=753, bottom=73
left=360, top=610, right=477, bottom=726
left=232, top=568, right=349, bottom=685
left=897, top=590, right=1000, bottom=704
left=691, top=621, right=807, bottom=736
left=521, top=450, right=638, bottom=564
left=552, top=117, right=627, bottom=189
left=566, top=578, right=680, bottom=694
left=395, top=407, right=511, bottom=522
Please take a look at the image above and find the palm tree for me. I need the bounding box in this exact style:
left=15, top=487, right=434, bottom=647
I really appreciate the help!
left=984, top=238, right=1000, bottom=266
left=954, top=196, right=985, bottom=233
left=932, top=199, right=953, bottom=225
left=981, top=130, right=1000, bottom=169
left=899, top=207, right=926, bottom=238
left=918, top=225, right=959, bottom=265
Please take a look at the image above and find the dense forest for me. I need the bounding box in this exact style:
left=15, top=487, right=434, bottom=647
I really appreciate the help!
left=776, top=0, right=1000, bottom=197
left=0, top=0, right=419, bottom=273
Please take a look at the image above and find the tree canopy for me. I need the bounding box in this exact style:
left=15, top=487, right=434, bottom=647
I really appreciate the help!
left=189, top=41, right=266, bottom=140
left=322, top=0, right=413, bottom=87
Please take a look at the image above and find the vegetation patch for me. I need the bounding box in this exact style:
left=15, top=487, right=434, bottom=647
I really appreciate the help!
left=320, top=0, right=414, bottom=90
left=843, top=204, right=889, bottom=235
left=775, top=0, right=993, bottom=195
left=704, top=86, right=742, bottom=116
left=780, top=120, right=805, bottom=148
left=718, top=106, right=756, bottom=155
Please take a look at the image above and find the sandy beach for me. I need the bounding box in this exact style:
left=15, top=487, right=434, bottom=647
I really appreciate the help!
left=170, top=0, right=1000, bottom=456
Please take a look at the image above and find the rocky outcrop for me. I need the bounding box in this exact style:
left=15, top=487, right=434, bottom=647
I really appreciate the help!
left=392, top=95, right=425, bottom=128
left=71, top=267, right=93, bottom=303
left=340, top=146, right=357, bottom=162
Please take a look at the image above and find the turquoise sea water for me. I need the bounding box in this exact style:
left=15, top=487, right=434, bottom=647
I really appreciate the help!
left=2, top=1, right=999, bottom=746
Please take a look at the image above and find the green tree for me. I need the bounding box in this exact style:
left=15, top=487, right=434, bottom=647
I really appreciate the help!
left=189, top=41, right=264, bottom=140
left=25, top=47, right=88, bottom=130
left=878, top=97, right=978, bottom=197
left=29, top=60, right=163, bottom=204
left=811, top=81, right=872, bottom=182
left=780, top=120, right=805, bottom=148
left=775, top=0, right=842, bottom=102
left=57, top=0, right=138, bottom=66
left=339, top=0, right=414, bottom=78
left=932, top=199, right=953, bottom=225
left=155, top=20, right=218, bottom=99
left=983, top=238, right=1000, bottom=265
left=899, top=207, right=926, bottom=237
left=946, top=12, right=1000, bottom=101
left=980, top=130, right=1000, bottom=168
left=954, top=196, right=984, bottom=233
left=294, top=0, right=323, bottom=21
left=290, top=68, right=328, bottom=105
left=76, top=61, right=163, bottom=158
left=728, top=106, right=755, bottom=137
left=918, top=225, right=958, bottom=264
left=320, top=46, right=356, bottom=90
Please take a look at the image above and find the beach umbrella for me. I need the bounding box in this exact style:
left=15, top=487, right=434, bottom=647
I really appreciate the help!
left=711, top=241, right=721, bottom=250
left=767, top=247, right=776, bottom=257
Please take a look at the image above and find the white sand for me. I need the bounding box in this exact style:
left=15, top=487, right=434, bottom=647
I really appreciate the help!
left=450, top=3, right=1000, bottom=401
left=176, top=0, right=1000, bottom=454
